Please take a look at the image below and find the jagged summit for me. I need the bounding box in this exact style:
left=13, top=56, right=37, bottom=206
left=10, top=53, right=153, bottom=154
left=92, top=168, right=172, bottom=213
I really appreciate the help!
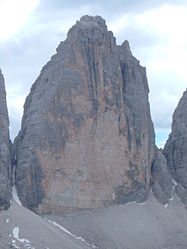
left=68, top=15, right=108, bottom=36
left=60, top=15, right=116, bottom=55
left=80, top=15, right=105, bottom=22
left=56, top=15, right=116, bottom=55
left=14, top=16, right=155, bottom=213
left=79, top=15, right=106, bottom=26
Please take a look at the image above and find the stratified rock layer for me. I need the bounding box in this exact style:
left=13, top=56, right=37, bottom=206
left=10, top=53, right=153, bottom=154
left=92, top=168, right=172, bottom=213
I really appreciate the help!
left=164, top=89, right=187, bottom=206
left=15, top=16, right=155, bottom=213
left=0, top=69, right=12, bottom=210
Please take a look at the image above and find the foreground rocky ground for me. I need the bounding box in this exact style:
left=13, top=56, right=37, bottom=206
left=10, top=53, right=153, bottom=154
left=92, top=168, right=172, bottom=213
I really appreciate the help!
left=1, top=192, right=187, bottom=249
left=0, top=199, right=90, bottom=249
left=46, top=194, right=187, bottom=249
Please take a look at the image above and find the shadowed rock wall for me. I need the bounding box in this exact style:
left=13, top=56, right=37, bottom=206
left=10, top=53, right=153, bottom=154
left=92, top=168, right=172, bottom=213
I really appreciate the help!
left=0, top=69, right=12, bottom=210
left=164, top=89, right=187, bottom=207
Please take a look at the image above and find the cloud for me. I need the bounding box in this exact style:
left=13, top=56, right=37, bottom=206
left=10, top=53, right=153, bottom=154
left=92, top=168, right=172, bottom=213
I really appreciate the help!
left=0, top=0, right=39, bottom=42
left=155, top=128, right=171, bottom=149
left=132, top=4, right=187, bottom=136
left=37, top=0, right=187, bottom=15
left=106, top=4, right=187, bottom=139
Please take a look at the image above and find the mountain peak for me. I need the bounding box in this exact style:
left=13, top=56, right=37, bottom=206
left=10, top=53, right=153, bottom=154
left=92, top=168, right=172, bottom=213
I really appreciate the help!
left=79, top=15, right=106, bottom=26
left=56, top=15, right=116, bottom=54
left=14, top=16, right=155, bottom=213
left=67, top=15, right=109, bottom=40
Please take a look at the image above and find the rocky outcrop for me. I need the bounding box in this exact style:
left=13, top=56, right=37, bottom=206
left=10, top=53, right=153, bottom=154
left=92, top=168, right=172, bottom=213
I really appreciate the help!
left=151, top=149, right=173, bottom=205
left=163, top=89, right=187, bottom=206
left=15, top=16, right=155, bottom=213
left=0, top=69, right=12, bottom=210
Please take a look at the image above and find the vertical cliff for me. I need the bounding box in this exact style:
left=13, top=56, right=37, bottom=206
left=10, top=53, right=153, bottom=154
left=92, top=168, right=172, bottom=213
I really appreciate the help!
left=151, top=149, right=173, bottom=205
left=0, top=69, right=12, bottom=210
left=15, top=16, right=155, bottom=213
left=164, top=89, right=187, bottom=206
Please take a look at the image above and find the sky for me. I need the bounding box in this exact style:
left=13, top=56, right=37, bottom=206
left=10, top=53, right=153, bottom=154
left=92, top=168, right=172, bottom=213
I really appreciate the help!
left=0, top=0, right=187, bottom=147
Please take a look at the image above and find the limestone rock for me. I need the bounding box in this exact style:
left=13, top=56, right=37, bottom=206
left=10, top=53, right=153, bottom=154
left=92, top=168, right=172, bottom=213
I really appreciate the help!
left=151, top=149, right=173, bottom=205
left=0, top=69, right=12, bottom=210
left=164, top=89, right=187, bottom=206
left=15, top=16, right=155, bottom=213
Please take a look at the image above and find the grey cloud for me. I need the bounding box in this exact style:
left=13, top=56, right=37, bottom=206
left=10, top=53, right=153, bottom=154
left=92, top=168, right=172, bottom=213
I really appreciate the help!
left=37, top=0, right=187, bottom=14
left=0, top=29, right=65, bottom=90
left=114, top=26, right=160, bottom=50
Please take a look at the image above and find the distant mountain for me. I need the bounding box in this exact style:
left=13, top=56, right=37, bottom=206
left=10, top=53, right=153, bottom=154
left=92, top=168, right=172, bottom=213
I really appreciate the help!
left=0, top=69, right=12, bottom=210
left=14, top=15, right=155, bottom=213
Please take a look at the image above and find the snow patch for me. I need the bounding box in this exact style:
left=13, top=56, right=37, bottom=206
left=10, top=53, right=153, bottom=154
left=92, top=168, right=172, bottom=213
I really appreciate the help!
left=124, top=201, right=136, bottom=206
left=12, top=164, right=22, bottom=206
left=46, top=218, right=96, bottom=248
left=172, top=179, right=178, bottom=186
left=12, top=186, right=22, bottom=206
left=123, top=201, right=147, bottom=207
left=6, top=218, right=9, bottom=223
left=164, top=203, right=168, bottom=208
left=46, top=219, right=73, bottom=237
left=170, top=195, right=174, bottom=201
left=170, top=178, right=178, bottom=201
left=12, top=239, right=19, bottom=249
left=137, top=202, right=147, bottom=206
left=12, top=226, right=35, bottom=249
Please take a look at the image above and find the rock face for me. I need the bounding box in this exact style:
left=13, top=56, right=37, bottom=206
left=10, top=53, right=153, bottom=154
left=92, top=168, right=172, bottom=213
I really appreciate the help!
left=164, top=89, right=187, bottom=206
left=151, top=149, right=173, bottom=205
left=0, top=69, right=12, bottom=210
left=15, top=16, right=155, bottom=213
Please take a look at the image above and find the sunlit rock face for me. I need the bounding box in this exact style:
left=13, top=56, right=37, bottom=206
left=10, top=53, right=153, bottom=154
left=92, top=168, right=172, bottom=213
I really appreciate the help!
left=164, top=89, right=187, bottom=207
left=15, top=16, right=155, bottom=213
left=0, top=69, right=12, bottom=210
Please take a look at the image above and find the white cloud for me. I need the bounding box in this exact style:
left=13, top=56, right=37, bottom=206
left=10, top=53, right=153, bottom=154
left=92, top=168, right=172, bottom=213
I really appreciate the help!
left=136, top=4, right=187, bottom=81
left=108, top=14, right=131, bottom=34
left=7, top=83, right=25, bottom=138
left=134, top=5, right=187, bottom=140
left=108, top=4, right=187, bottom=145
left=0, top=0, right=39, bottom=41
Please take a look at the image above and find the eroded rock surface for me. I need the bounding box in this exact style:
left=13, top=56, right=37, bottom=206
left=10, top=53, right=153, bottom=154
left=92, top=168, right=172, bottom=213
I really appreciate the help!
left=0, top=69, right=12, bottom=210
left=164, top=89, right=187, bottom=206
left=15, top=16, right=155, bottom=213
left=151, top=149, right=173, bottom=205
